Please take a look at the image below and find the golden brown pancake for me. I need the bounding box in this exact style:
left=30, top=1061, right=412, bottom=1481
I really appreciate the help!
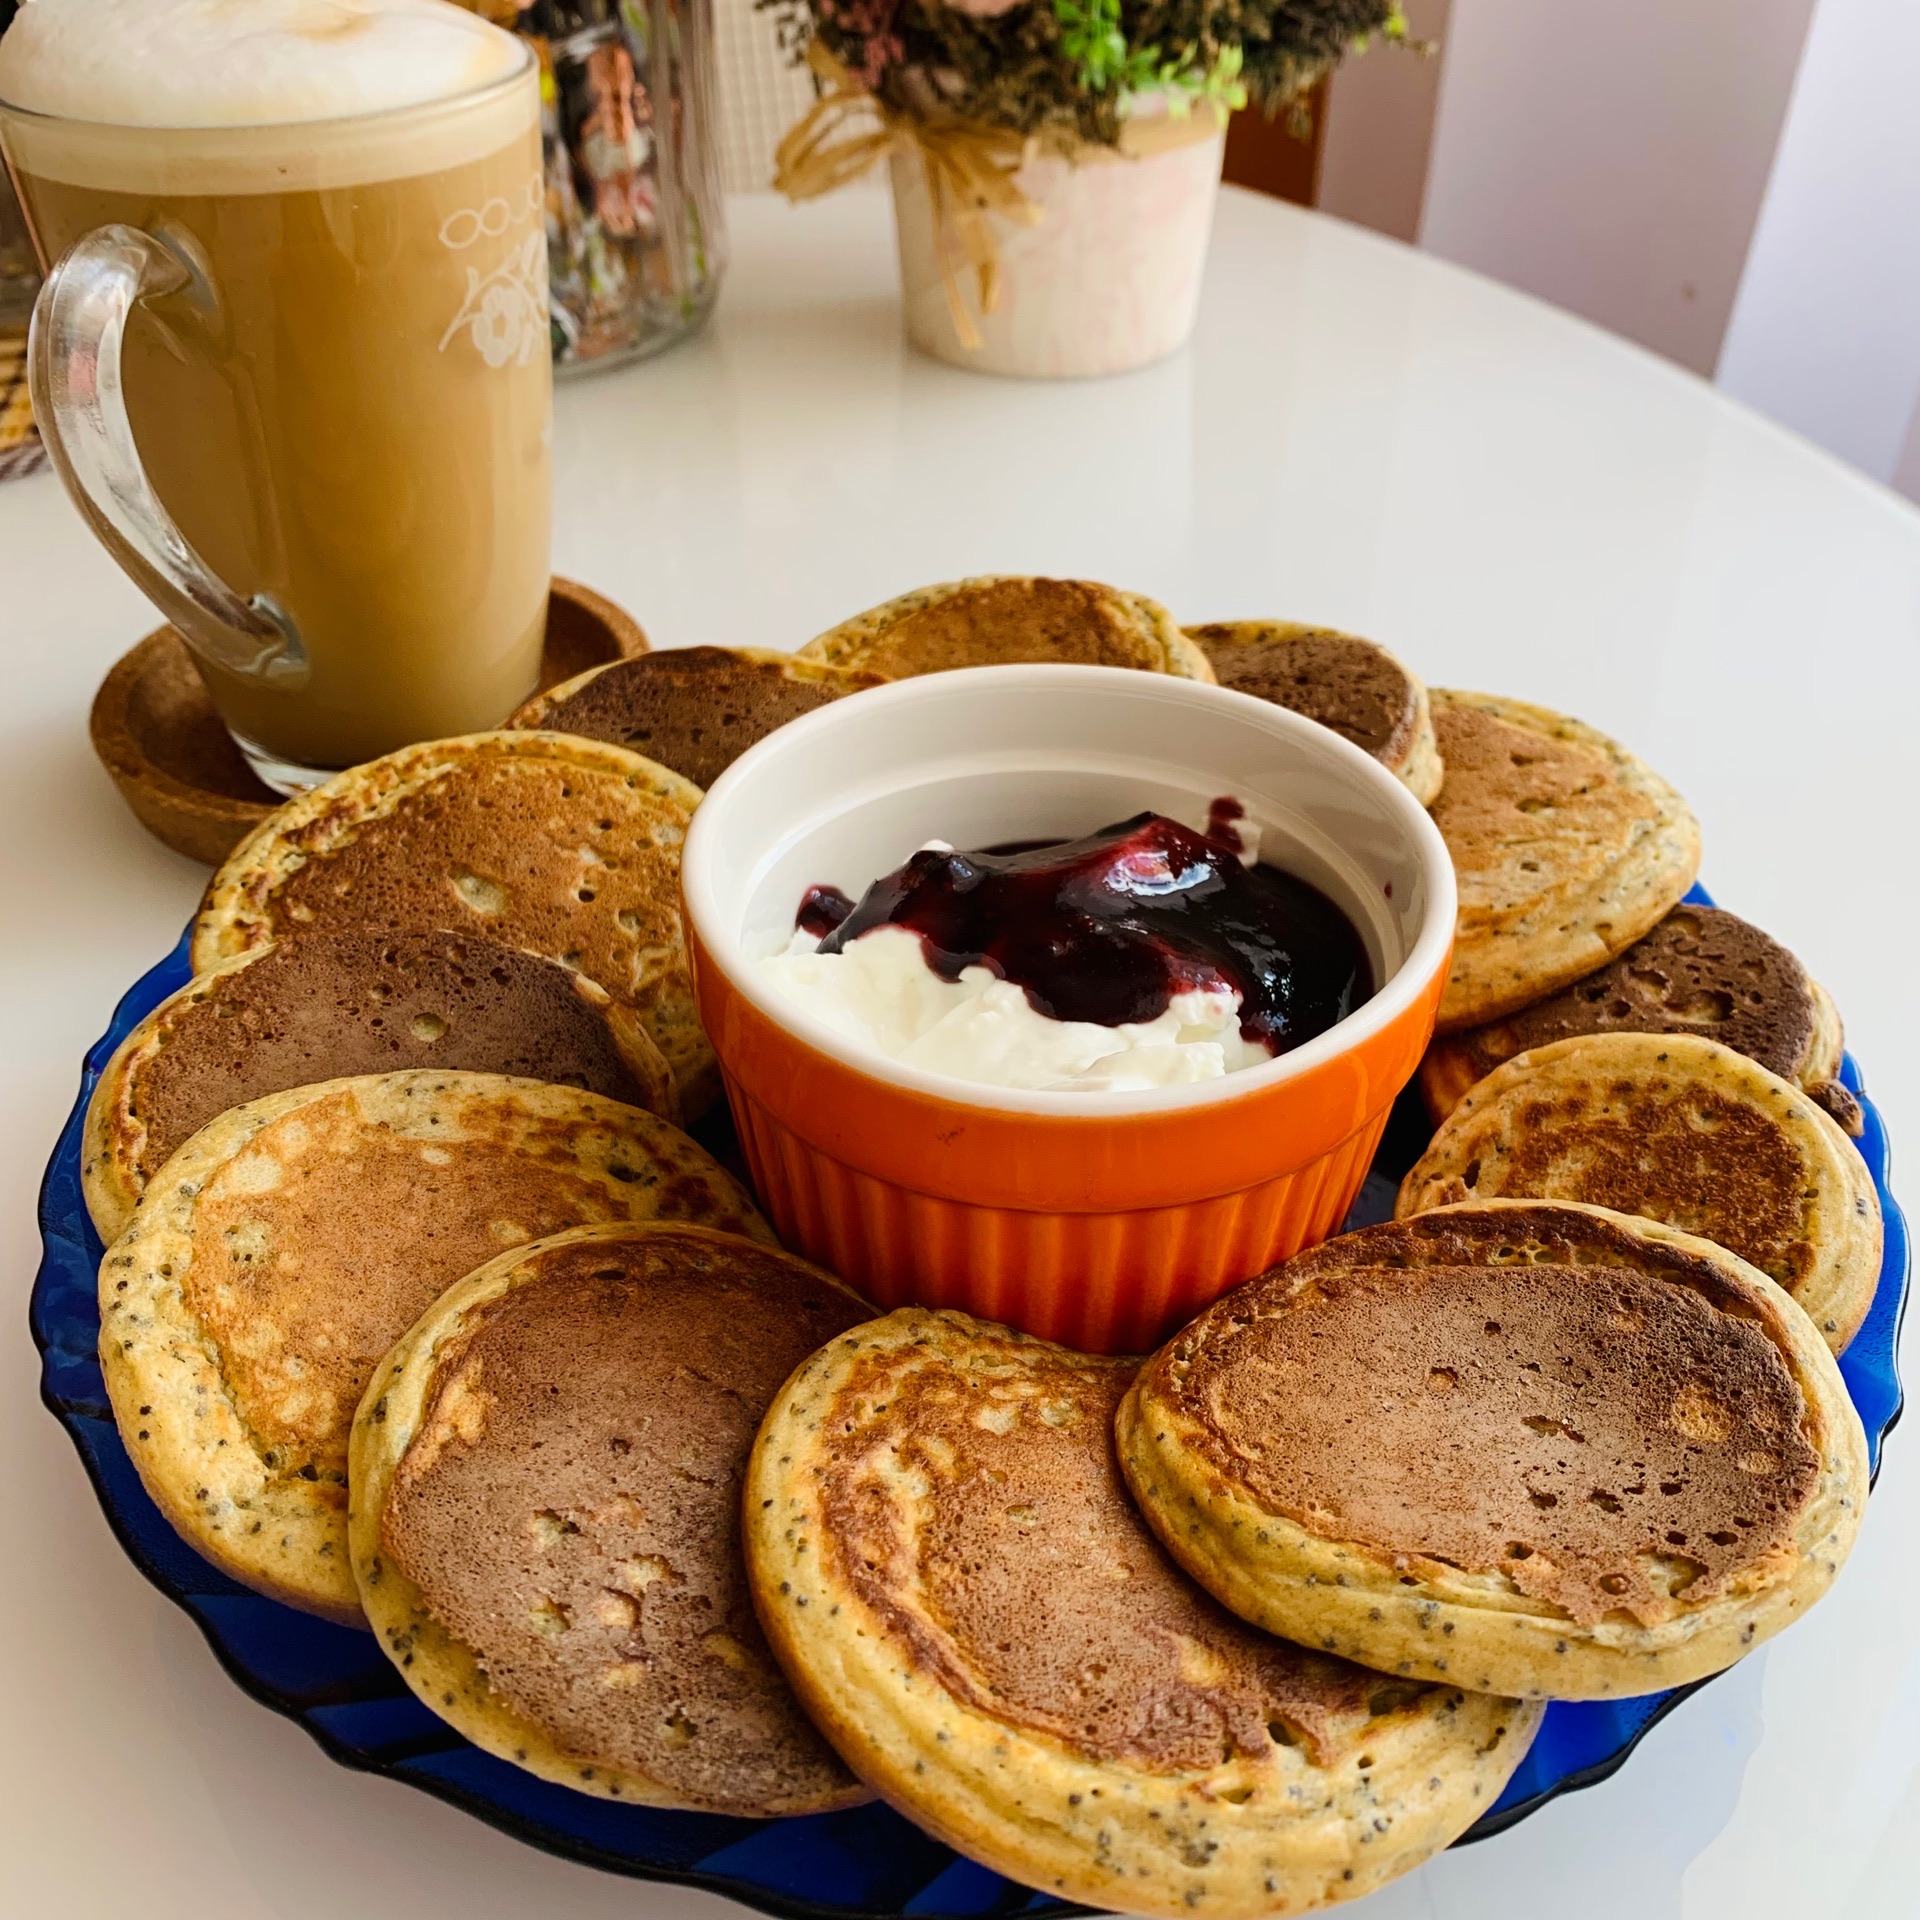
left=1398, top=1033, right=1881, bottom=1352
left=1419, top=904, right=1859, bottom=1133
left=1188, top=622, right=1443, bottom=805
left=82, top=931, right=678, bottom=1243
left=350, top=1223, right=870, bottom=1816
left=1429, top=693, right=1700, bottom=1032
left=508, top=646, right=888, bottom=789
left=747, top=1308, right=1539, bottom=1919
left=796, top=576, right=1217, bottom=681
left=190, top=731, right=717, bottom=1114
left=99, top=1071, right=772, bottom=1622
left=1118, top=1201, right=1867, bottom=1701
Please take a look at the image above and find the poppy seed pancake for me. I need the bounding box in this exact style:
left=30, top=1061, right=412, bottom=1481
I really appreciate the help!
left=509, top=646, right=887, bottom=789
left=797, top=576, right=1217, bottom=681
left=350, top=1224, right=870, bottom=1816
left=83, top=931, right=678, bottom=1242
left=1399, top=1033, right=1881, bottom=1352
left=1119, top=1202, right=1867, bottom=1701
left=99, top=1071, right=772, bottom=1623
left=1188, top=622, right=1443, bottom=805
left=1419, top=903, right=1859, bottom=1133
left=191, top=731, right=717, bottom=1114
left=1428, top=693, right=1700, bottom=1032
left=747, top=1308, right=1539, bottom=1919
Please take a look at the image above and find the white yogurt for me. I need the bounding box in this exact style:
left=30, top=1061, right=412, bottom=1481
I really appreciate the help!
left=759, top=923, right=1272, bottom=1094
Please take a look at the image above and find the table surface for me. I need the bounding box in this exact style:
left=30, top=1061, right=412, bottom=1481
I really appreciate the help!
left=4, top=184, right=1918, bottom=1920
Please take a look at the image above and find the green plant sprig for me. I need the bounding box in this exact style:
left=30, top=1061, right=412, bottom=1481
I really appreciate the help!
left=1054, top=0, right=1248, bottom=112
left=762, top=0, right=1400, bottom=150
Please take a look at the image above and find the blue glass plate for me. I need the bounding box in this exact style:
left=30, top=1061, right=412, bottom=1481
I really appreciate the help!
left=32, top=887, right=1908, bottom=1918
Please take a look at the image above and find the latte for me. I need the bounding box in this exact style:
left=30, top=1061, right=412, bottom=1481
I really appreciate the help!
left=0, top=0, right=552, bottom=776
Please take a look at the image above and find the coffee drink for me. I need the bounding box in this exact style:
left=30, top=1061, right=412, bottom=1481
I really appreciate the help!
left=0, top=0, right=552, bottom=778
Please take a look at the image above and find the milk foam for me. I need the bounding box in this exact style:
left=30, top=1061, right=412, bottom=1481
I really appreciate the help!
left=0, top=0, right=524, bottom=126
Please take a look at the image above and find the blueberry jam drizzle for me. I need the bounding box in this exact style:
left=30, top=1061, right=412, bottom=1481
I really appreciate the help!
left=796, top=884, right=855, bottom=938
left=808, top=812, right=1372, bottom=1053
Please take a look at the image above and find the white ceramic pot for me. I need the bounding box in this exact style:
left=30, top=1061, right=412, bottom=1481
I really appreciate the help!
left=888, top=117, right=1225, bottom=379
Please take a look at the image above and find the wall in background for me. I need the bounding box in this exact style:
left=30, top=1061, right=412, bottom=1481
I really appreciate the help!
left=713, top=0, right=818, bottom=194
left=1317, top=0, right=1450, bottom=244
left=1306, top=0, right=1920, bottom=505
left=1716, top=0, right=1920, bottom=495
left=1411, top=0, right=1817, bottom=377
left=1894, top=408, right=1920, bottom=504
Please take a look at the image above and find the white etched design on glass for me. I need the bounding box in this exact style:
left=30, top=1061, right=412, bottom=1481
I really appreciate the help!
left=439, top=231, right=547, bottom=368
left=436, top=180, right=547, bottom=366
left=437, top=179, right=544, bottom=253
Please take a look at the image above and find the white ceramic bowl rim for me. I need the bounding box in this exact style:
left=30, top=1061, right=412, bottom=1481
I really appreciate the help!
left=683, top=664, right=1457, bottom=1119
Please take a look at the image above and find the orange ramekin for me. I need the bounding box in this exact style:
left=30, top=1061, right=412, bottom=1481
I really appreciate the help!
left=683, top=665, right=1454, bottom=1353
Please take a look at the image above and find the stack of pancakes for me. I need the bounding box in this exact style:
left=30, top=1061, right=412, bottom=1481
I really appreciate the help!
left=1401, top=691, right=1880, bottom=1357
left=86, top=575, right=1880, bottom=1917
left=496, top=580, right=1449, bottom=801
left=90, top=711, right=886, bottom=1809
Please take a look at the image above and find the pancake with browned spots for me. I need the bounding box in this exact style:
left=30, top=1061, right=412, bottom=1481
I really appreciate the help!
left=1118, top=1201, right=1867, bottom=1702
left=1398, top=1032, right=1880, bottom=1352
left=83, top=931, right=679, bottom=1243
left=98, top=1071, right=772, bottom=1622
left=349, top=1223, right=869, bottom=1816
left=1428, top=693, right=1700, bottom=1032
left=1188, top=622, right=1442, bottom=805
left=796, top=577, right=1217, bottom=681
left=190, top=731, right=717, bottom=1114
left=1419, top=904, right=1859, bottom=1134
left=746, top=1307, right=1538, bottom=1919
left=508, top=646, right=887, bottom=789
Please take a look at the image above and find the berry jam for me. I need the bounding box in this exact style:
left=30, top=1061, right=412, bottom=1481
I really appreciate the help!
left=796, top=884, right=856, bottom=938
left=808, top=812, right=1371, bottom=1055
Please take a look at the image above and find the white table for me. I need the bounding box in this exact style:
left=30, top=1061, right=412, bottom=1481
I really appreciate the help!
left=4, top=186, right=1917, bottom=1920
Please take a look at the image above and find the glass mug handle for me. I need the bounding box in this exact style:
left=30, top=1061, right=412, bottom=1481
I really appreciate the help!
left=28, top=222, right=308, bottom=687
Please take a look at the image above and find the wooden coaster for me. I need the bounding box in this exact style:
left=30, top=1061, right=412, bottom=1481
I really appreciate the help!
left=89, top=576, right=649, bottom=866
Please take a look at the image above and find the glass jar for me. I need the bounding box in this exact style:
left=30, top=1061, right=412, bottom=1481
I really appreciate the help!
left=0, top=160, right=42, bottom=479
left=0, top=158, right=34, bottom=332
left=506, top=0, right=727, bottom=372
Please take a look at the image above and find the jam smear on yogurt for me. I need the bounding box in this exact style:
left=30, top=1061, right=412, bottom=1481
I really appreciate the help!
left=811, top=812, right=1371, bottom=1054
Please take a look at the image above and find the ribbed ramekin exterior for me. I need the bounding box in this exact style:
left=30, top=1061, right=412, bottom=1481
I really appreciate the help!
left=680, top=663, right=1459, bottom=1347
left=725, top=1072, right=1394, bottom=1352
left=689, top=892, right=1446, bottom=1353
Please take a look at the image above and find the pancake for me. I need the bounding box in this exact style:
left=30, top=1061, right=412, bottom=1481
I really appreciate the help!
left=1419, top=904, right=1860, bottom=1134
left=99, top=1071, right=772, bottom=1623
left=1397, top=1032, right=1881, bottom=1353
left=1428, top=693, right=1700, bottom=1033
left=746, top=1308, right=1539, bottom=1918
left=82, top=931, right=678, bottom=1244
left=1118, top=1201, right=1867, bottom=1701
left=796, top=576, right=1217, bottom=681
left=190, top=731, right=717, bottom=1115
left=507, top=646, right=888, bottom=789
left=349, top=1223, right=870, bottom=1816
left=1187, top=622, right=1443, bottom=806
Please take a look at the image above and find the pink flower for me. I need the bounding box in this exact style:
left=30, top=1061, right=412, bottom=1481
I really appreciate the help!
left=818, top=0, right=896, bottom=34
left=854, top=31, right=904, bottom=86
left=815, top=0, right=906, bottom=88
left=940, top=0, right=1026, bottom=15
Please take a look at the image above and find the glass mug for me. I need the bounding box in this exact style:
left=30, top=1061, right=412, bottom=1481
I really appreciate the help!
left=0, top=53, right=553, bottom=791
